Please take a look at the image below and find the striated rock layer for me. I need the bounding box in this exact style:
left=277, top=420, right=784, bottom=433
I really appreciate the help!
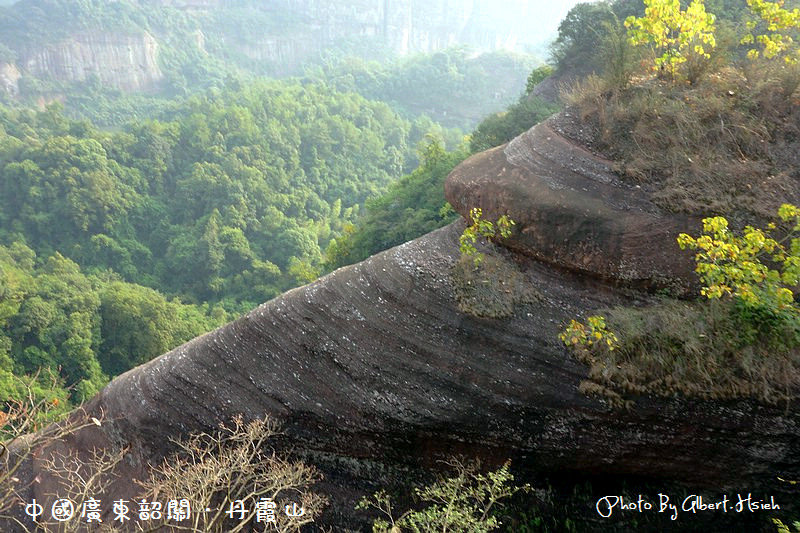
left=22, top=32, right=163, bottom=92
left=446, top=116, right=701, bottom=293
left=7, top=119, right=800, bottom=529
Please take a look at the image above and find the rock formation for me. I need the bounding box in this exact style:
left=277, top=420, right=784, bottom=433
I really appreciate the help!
left=0, top=61, right=19, bottom=96
left=446, top=115, right=702, bottom=293
left=21, top=32, right=163, bottom=93
left=6, top=115, right=799, bottom=530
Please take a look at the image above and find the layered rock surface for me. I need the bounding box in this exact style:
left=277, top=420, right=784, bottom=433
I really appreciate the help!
left=446, top=116, right=701, bottom=293
left=7, top=117, right=800, bottom=529
left=22, top=32, right=163, bottom=92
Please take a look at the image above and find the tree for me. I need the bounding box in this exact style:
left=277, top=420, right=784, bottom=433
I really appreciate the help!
left=525, top=65, right=554, bottom=95
left=551, top=2, right=620, bottom=75
left=741, top=0, right=800, bottom=63
left=625, top=0, right=717, bottom=80
left=459, top=208, right=515, bottom=267
left=98, top=282, right=179, bottom=376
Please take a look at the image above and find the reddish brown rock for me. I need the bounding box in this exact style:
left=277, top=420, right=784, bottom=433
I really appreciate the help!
left=445, top=117, right=701, bottom=293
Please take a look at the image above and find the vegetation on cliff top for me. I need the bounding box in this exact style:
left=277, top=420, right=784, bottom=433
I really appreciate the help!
left=556, top=0, right=800, bottom=221
left=558, top=0, right=800, bottom=409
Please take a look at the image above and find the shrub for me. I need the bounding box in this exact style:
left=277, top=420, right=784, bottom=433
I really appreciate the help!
left=625, top=0, right=717, bottom=81
left=357, top=459, right=528, bottom=533
left=560, top=316, right=620, bottom=351
left=560, top=206, right=800, bottom=407
left=139, top=415, right=326, bottom=532
left=459, top=208, right=515, bottom=267
left=677, top=203, right=800, bottom=323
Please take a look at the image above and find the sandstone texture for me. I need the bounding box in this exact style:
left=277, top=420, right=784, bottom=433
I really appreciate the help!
left=446, top=116, right=702, bottom=293
left=22, top=32, right=163, bottom=92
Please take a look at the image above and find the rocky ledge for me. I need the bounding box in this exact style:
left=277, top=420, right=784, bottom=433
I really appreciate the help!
left=446, top=117, right=702, bottom=293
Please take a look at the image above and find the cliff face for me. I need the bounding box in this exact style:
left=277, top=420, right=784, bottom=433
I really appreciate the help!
left=22, top=31, right=163, bottom=92
left=232, top=0, right=531, bottom=57
left=6, top=114, right=799, bottom=530
left=0, top=61, right=19, bottom=95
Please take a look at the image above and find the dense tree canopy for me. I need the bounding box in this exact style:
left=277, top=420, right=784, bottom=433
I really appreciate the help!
left=0, top=81, right=433, bottom=310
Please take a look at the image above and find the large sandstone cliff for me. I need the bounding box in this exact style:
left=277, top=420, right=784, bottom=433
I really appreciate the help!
left=21, top=31, right=163, bottom=92
left=6, top=116, right=799, bottom=530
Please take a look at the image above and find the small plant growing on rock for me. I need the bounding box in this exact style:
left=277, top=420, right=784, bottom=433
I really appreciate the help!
left=560, top=205, right=800, bottom=408
left=560, top=316, right=620, bottom=351
left=459, top=208, right=515, bottom=267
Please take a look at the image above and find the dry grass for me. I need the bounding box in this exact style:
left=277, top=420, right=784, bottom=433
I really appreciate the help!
left=560, top=64, right=800, bottom=222
left=572, top=298, right=800, bottom=408
left=451, top=254, right=541, bottom=319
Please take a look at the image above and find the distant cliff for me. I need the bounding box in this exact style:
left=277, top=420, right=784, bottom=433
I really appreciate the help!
left=0, top=0, right=547, bottom=96
left=22, top=31, right=163, bottom=92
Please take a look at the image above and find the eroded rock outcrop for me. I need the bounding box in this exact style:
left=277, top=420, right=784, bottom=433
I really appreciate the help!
left=0, top=61, right=19, bottom=96
left=6, top=117, right=800, bottom=530
left=446, top=116, right=701, bottom=293
left=22, top=32, right=163, bottom=92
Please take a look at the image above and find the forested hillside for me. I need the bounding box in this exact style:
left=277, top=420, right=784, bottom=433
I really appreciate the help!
left=1, top=80, right=440, bottom=305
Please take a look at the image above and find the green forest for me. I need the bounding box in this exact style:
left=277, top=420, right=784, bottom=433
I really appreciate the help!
left=0, top=80, right=426, bottom=402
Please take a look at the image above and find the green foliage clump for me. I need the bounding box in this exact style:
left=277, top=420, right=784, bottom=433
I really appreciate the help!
left=560, top=316, right=620, bottom=351
left=0, top=241, right=227, bottom=405
left=551, top=2, right=623, bottom=76
left=677, top=204, right=800, bottom=315
left=525, top=65, right=554, bottom=95
left=357, top=460, right=528, bottom=533
left=742, top=0, right=800, bottom=63
left=625, top=0, right=717, bottom=79
left=98, top=281, right=222, bottom=376
left=459, top=208, right=514, bottom=267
